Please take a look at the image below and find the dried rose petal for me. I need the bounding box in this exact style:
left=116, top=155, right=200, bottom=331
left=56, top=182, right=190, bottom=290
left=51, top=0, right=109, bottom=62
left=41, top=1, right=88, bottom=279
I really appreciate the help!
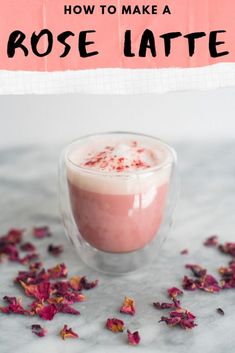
left=48, top=292, right=85, bottom=305
left=218, top=242, right=235, bottom=257
left=20, top=242, right=36, bottom=252
left=160, top=316, right=181, bottom=327
left=106, top=318, right=125, bottom=333
left=52, top=281, right=70, bottom=295
left=184, top=263, right=221, bottom=293
left=0, top=296, right=27, bottom=315
left=15, top=268, right=49, bottom=285
left=153, top=301, right=178, bottom=310
left=48, top=244, right=63, bottom=256
left=80, top=276, right=98, bottom=290
left=180, top=249, right=188, bottom=255
left=15, top=270, right=37, bottom=284
left=36, top=303, right=58, bottom=320
left=204, top=235, right=218, bottom=247
left=160, top=307, right=197, bottom=330
left=185, top=264, right=207, bottom=278
left=218, top=262, right=235, bottom=289
left=19, top=253, right=39, bottom=265
left=229, top=259, right=235, bottom=267
left=1, top=244, right=19, bottom=262
left=168, top=287, right=183, bottom=299
left=127, top=330, right=140, bottom=345
left=170, top=307, right=196, bottom=320
left=197, top=274, right=221, bottom=293
left=62, top=292, right=85, bottom=303
left=69, top=276, right=82, bottom=291
left=57, top=304, right=80, bottom=315
left=182, top=276, right=197, bottom=291
left=29, top=262, right=43, bottom=271
left=33, top=226, right=51, bottom=239
left=31, top=324, right=47, bottom=337
left=47, top=263, right=68, bottom=279
left=60, top=325, right=79, bottom=340
left=180, top=318, right=197, bottom=329
left=218, top=266, right=233, bottom=277
left=216, top=308, right=225, bottom=315
left=120, top=297, right=135, bottom=315
left=4, top=229, right=24, bottom=244
left=69, top=276, right=98, bottom=291
left=19, top=281, right=51, bottom=301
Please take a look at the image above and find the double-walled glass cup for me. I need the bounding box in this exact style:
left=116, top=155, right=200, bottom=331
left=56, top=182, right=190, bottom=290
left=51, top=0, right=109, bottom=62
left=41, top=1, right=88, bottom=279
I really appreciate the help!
left=59, top=132, right=178, bottom=274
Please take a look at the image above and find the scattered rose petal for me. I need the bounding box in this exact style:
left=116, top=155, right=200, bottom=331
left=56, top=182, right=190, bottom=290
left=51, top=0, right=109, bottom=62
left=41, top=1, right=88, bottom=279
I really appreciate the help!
left=182, top=276, right=197, bottom=291
left=19, top=281, right=51, bottom=301
left=197, top=274, right=221, bottom=293
left=3, top=229, right=24, bottom=244
left=120, top=296, right=136, bottom=315
left=127, top=330, right=140, bottom=345
left=69, top=276, right=98, bottom=291
left=168, top=287, right=183, bottom=299
left=80, top=276, right=98, bottom=290
left=29, top=262, right=43, bottom=271
left=60, top=325, right=79, bottom=340
left=33, top=227, right=51, bottom=239
left=48, top=244, right=63, bottom=256
left=48, top=292, right=85, bottom=305
left=0, top=229, right=24, bottom=263
left=57, top=304, right=80, bottom=315
left=106, top=318, right=125, bottom=333
left=31, top=324, right=47, bottom=337
left=218, top=242, right=235, bottom=257
left=185, top=264, right=207, bottom=278
left=204, top=235, right=218, bottom=247
left=218, top=262, right=235, bottom=289
left=20, top=242, right=36, bottom=252
left=37, top=303, right=58, bottom=321
left=159, top=316, right=181, bottom=327
left=47, top=263, right=68, bottom=279
left=19, top=253, right=39, bottom=265
left=160, top=307, right=197, bottom=329
left=0, top=296, right=27, bottom=315
left=183, top=264, right=221, bottom=293
left=153, top=301, right=179, bottom=310
left=1, top=244, right=19, bottom=262
left=69, top=276, right=82, bottom=291
left=52, top=281, right=71, bottom=295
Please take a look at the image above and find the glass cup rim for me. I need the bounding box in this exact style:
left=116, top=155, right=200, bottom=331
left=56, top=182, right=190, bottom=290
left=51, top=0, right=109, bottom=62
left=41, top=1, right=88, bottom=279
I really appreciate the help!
left=65, top=131, right=177, bottom=177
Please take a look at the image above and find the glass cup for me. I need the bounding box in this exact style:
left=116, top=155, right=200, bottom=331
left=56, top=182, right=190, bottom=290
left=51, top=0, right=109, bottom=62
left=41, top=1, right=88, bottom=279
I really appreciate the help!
left=59, top=132, right=178, bottom=274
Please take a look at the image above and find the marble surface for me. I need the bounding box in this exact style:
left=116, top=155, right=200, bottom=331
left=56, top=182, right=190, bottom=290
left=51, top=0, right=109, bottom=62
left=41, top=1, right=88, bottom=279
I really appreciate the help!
left=0, top=142, right=235, bottom=353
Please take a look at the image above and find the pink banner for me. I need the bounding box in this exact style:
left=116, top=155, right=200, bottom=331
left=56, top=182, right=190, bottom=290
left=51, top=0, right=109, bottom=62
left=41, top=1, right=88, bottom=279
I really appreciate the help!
left=0, top=0, right=235, bottom=71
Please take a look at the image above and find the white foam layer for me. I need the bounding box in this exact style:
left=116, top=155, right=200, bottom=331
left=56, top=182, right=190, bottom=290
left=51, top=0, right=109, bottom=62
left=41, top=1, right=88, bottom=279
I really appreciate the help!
left=66, top=134, right=174, bottom=194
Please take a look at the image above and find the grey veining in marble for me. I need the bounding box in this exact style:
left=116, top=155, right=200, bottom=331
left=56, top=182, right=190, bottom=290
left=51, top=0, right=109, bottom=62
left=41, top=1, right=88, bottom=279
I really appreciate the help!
left=0, top=142, right=235, bottom=353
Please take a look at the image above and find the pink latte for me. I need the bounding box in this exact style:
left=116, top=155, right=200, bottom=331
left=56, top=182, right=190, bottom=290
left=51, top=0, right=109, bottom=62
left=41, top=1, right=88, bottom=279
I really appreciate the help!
left=66, top=134, right=172, bottom=253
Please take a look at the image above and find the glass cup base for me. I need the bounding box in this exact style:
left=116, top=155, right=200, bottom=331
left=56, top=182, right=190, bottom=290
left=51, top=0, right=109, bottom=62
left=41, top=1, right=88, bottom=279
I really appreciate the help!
left=74, top=239, right=152, bottom=275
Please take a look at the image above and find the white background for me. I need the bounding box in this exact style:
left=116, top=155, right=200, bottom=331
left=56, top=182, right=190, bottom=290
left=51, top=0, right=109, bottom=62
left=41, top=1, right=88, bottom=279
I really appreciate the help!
left=1, top=86, right=235, bottom=147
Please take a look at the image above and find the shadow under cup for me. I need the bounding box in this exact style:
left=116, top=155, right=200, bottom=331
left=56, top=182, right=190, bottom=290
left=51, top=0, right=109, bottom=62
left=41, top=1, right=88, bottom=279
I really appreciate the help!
left=60, top=133, right=178, bottom=274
